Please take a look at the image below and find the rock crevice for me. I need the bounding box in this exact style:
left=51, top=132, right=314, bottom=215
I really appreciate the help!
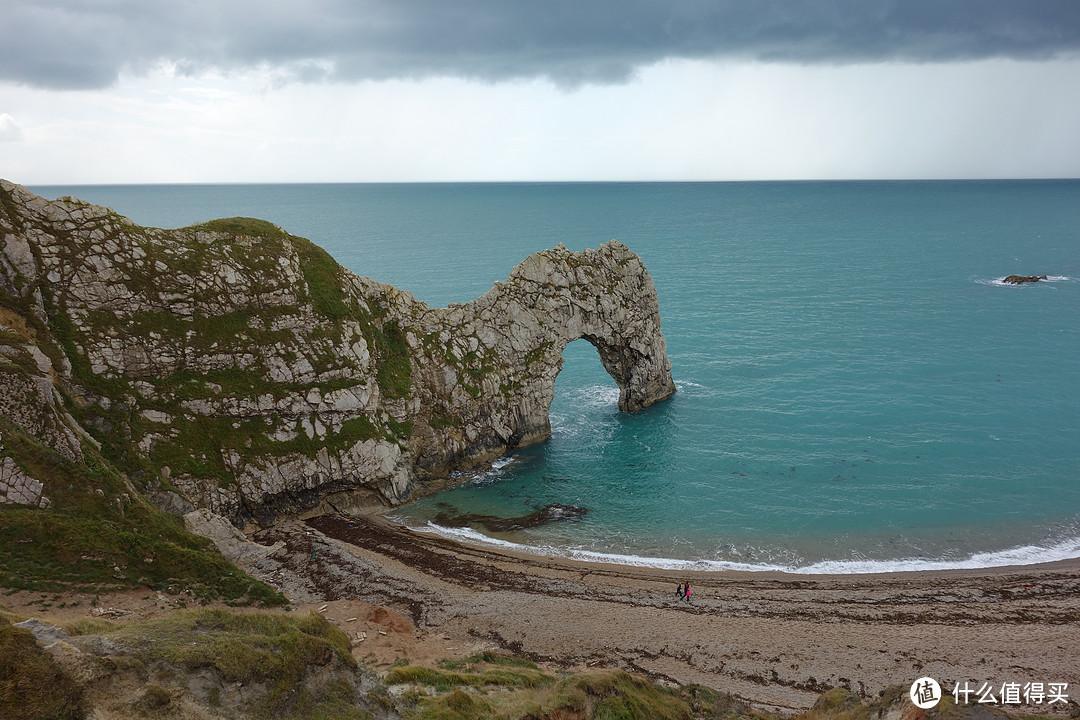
left=0, top=180, right=674, bottom=526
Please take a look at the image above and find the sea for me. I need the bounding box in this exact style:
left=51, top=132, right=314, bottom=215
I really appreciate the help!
left=30, top=180, right=1080, bottom=574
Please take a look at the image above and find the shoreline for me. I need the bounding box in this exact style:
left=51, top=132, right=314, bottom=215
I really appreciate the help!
left=368, top=511, right=1080, bottom=583
left=246, top=512, right=1080, bottom=713
left=386, top=512, right=1080, bottom=577
left=381, top=453, right=1080, bottom=579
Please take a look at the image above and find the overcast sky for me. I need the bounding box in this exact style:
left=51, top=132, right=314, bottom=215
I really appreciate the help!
left=2, top=0, right=1079, bottom=183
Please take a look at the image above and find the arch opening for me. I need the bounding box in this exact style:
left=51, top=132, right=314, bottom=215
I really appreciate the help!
left=552, top=337, right=623, bottom=416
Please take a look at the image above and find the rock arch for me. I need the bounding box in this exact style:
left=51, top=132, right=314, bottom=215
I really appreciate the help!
left=410, top=240, right=676, bottom=476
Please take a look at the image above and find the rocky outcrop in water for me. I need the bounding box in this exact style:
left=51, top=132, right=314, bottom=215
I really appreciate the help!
left=1003, top=274, right=1048, bottom=284
left=0, top=180, right=674, bottom=527
left=432, top=503, right=589, bottom=532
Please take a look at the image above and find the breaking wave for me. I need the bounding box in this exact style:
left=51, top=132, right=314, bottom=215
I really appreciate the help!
left=409, top=522, right=1080, bottom=575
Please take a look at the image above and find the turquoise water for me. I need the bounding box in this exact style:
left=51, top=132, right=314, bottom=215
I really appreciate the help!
left=32, top=181, right=1080, bottom=572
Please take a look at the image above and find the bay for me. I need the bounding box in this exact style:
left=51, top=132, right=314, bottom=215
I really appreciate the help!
left=32, top=180, right=1080, bottom=572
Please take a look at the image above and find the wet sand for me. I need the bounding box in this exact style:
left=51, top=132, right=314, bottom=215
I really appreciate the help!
left=248, top=514, right=1080, bottom=713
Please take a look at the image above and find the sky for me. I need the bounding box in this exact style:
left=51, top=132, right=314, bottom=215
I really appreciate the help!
left=2, top=0, right=1080, bottom=183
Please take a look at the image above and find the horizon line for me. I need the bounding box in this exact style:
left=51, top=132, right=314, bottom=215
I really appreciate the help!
left=24, top=176, right=1080, bottom=188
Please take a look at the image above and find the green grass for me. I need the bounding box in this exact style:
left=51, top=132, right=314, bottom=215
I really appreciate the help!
left=388, top=659, right=692, bottom=720
left=0, top=619, right=86, bottom=720
left=0, top=183, right=26, bottom=234
left=61, top=617, right=119, bottom=637
left=362, top=317, right=412, bottom=401
left=679, top=684, right=774, bottom=720
left=102, top=609, right=356, bottom=715
left=42, top=291, right=111, bottom=396
left=428, top=407, right=461, bottom=431
left=338, top=415, right=385, bottom=444
left=145, top=406, right=398, bottom=489
left=295, top=237, right=352, bottom=320
left=14, top=607, right=377, bottom=719
left=389, top=661, right=813, bottom=720
left=565, top=671, right=690, bottom=720
left=792, top=685, right=1001, bottom=720
left=105, top=306, right=297, bottom=356
left=0, top=420, right=283, bottom=605
left=287, top=679, right=376, bottom=720
left=189, top=217, right=290, bottom=241
left=170, top=217, right=290, bottom=279
left=106, top=609, right=354, bottom=682
left=386, top=665, right=551, bottom=693
left=145, top=414, right=242, bottom=487
left=417, top=688, right=494, bottom=720
left=132, top=684, right=172, bottom=713
left=438, top=652, right=539, bottom=671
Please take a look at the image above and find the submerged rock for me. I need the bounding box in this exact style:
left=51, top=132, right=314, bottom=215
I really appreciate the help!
left=432, top=503, right=589, bottom=531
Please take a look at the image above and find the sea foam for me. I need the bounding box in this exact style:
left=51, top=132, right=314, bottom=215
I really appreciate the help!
left=411, top=522, right=1080, bottom=575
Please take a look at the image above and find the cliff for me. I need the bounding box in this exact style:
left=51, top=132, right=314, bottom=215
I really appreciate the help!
left=0, top=180, right=674, bottom=528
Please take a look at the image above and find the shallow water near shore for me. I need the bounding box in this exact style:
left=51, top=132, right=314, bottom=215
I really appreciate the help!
left=33, top=180, right=1080, bottom=572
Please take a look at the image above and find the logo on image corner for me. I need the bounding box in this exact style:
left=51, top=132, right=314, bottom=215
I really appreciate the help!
left=910, top=677, right=942, bottom=709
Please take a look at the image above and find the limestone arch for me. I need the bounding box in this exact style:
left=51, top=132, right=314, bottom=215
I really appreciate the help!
left=413, top=240, right=676, bottom=478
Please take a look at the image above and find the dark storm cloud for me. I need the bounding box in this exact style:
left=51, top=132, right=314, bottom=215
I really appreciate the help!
left=4, top=0, right=1079, bottom=90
